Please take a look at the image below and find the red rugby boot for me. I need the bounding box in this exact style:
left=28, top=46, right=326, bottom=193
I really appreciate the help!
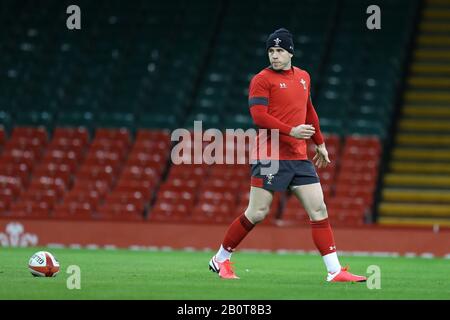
left=327, top=266, right=367, bottom=282
left=209, top=256, right=239, bottom=279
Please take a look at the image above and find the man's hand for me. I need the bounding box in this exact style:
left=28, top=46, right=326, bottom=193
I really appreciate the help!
left=290, top=124, right=315, bottom=139
left=313, top=143, right=331, bottom=168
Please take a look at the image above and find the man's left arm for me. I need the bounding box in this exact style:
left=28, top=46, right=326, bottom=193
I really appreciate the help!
left=305, top=97, right=330, bottom=168
left=305, top=97, right=324, bottom=146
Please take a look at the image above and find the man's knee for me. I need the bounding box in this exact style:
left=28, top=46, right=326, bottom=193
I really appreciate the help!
left=309, top=202, right=328, bottom=221
left=245, top=206, right=270, bottom=224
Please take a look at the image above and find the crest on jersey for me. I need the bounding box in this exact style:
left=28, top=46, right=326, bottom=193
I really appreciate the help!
left=273, top=38, right=282, bottom=46
left=300, top=78, right=307, bottom=90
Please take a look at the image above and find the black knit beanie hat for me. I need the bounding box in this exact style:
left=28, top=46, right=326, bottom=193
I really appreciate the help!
left=266, top=28, right=294, bottom=54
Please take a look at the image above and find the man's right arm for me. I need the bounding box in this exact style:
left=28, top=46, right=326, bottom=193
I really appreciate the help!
left=248, top=75, right=315, bottom=139
left=249, top=105, right=293, bottom=135
left=248, top=74, right=293, bottom=135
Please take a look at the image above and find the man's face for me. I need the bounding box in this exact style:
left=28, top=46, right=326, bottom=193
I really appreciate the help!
left=268, top=47, right=293, bottom=70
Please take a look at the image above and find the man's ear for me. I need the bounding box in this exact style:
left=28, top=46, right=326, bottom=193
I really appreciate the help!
left=289, top=53, right=293, bottom=58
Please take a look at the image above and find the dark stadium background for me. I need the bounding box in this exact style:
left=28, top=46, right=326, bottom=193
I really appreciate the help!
left=0, top=0, right=449, bottom=257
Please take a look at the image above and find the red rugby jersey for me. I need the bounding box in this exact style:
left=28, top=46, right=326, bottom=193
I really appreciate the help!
left=248, top=66, right=324, bottom=160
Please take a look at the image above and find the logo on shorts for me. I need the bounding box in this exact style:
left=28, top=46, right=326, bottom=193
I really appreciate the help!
left=266, top=174, right=275, bottom=185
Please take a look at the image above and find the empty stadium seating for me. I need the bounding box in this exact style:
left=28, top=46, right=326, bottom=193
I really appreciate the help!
left=0, top=124, right=383, bottom=227
left=378, top=0, right=450, bottom=228
left=0, top=0, right=420, bottom=227
left=275, top=135, right=381, bottom=227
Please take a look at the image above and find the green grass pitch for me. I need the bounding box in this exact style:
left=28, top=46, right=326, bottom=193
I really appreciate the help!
left=0, top=247, right=448, bottom=300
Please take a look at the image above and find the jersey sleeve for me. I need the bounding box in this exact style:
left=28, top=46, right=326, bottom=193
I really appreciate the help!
left=306, top=95, right=324, bottom=145
left=248, top=74, right=270, bottom=107
left=248, top=74, right=293, bottom=135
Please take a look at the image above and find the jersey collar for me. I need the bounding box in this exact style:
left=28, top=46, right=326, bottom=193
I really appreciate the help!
left=267, top=66, right=295, bottom=76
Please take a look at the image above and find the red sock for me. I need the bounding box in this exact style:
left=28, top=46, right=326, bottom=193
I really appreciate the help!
left=222, top=214, right=255, bottom=252
left=310, top=218, right=337, bottom=256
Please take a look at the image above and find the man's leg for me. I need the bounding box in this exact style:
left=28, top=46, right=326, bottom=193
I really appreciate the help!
left=215, top=186, right=273, bottom=259
left=210, top=186, right=273, bottom=278
left=291, top=183, right=366, bottom=282
left=291, top=183, right=340, bottom=272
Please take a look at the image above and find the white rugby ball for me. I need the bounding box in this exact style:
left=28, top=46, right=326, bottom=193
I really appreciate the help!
left=28, top=251, right=60, bottom=277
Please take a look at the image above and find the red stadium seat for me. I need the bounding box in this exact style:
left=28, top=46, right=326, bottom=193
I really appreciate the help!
left=340, top=148, right=380, bottom=161
left=209, top=164, right=250, bottom=179
left=339, top=159, right=379, bottom=175
left=113, top=182, right=154, bottom=202
left=278, top=207, right=309, bottom=226
left=125, top=153, right=167, bottom=174
left=95, top=128, right=131, bottom=147
left=277, top=195, right=309, bottom=226
left=129, top=149, right=168, bottom=162
left=149, top=199, right=191, bottom=222
left=157, top=185, right=196, bottom=205
left=40, top=153, right=79, bottom=174
left=201, top=178, right=241, bottom=192
left=345, top=136, right=381, bottom=154
left=198, top=189, right=236, bottom=208
left=27, top=176, right=67, bottom=199
left=328, top=208, right=366, bottom=227
left=120, top=165, right=159, bottom=180
left=3, top=137, right=45, bottom=157
left=317, top=170, right=335, bottom=185
left=128, top=149, right=169, bottom=165
left=11, top=127, right=48, bottom=145
left=1, top=149, right=37, bottom=169
left=35, top=162, right=73, bottom=175
left=0, top=162, right=30, bottom=186
left=0, top=175, right=23, bottom=198
left=44, top=148, right=81, bottom=161
left=131, top=139, right=170, bottom=152
left=52, top=201, right=94, bottom=220
left=191, top=202, right=235, bottom=223
left=321, top=183, right=332, bottom=200
left=323, top=134, right=341, bottom=148
left=327, top=197, right=368, bottom=220
left=76, top=165, right=116, bottom=186
left=90, top=139, right=129, bottom=159
left=53, top=127, right=90, bottom=146
left=171, top=175, right=205, bottom=191
left=96, top=201, right=145, bottom=221
left=120, top=165, right=161, bottom=181
left=8, top=200, right=51, bottom=219
left=0, top=127, right=5, bottom=147
left=133, top=139, right=171, bottom=153
left=335, top=172, right=377, bottom=187
left=62, top=190, right=102, bottom=209
left=334, top=184, right=374, bottom=206
left=0, top=189, right=15, bottom=212
left=103, top=193, right=147, bottom=208
left=83, top=152, right=122, bottom=172
left=136, top=129, right=171, bottom=143
left=47, top=138, right=86, bottom=158
left=0, top=201, right=10, bottom=213
left=71, top=179, right=111, bottom=199
left=162, top=177, right=199, bottom=193
left=33, top=165, right=72, bottom=187
left=19, top=189, right=59, bottom=207
left=168, top=164, right=210, bottom=179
